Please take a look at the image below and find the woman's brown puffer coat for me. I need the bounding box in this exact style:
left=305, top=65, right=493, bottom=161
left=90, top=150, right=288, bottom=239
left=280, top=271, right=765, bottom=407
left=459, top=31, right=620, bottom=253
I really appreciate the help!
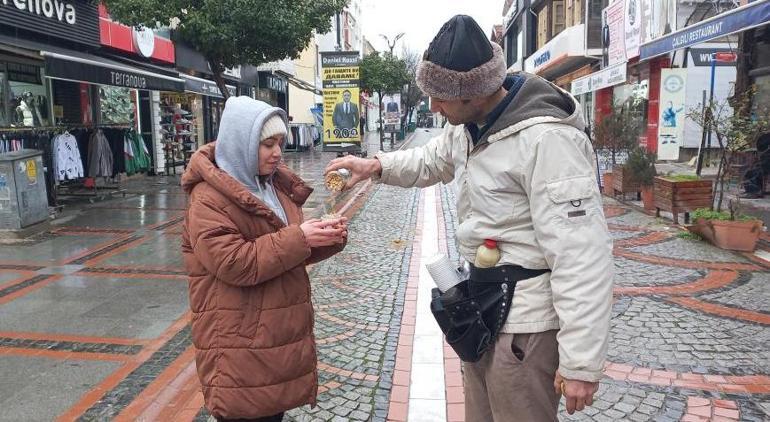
left=181, top=143, right=342, bottom=419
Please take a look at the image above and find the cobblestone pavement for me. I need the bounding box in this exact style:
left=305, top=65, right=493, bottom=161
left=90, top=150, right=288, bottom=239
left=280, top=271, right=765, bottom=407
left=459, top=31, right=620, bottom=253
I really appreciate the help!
left=1, top=127, right=769, bottom=422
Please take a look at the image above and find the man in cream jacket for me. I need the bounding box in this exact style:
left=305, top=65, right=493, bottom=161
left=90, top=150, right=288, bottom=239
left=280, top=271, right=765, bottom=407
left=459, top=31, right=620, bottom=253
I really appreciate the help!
left=326, top=15, right=613, bottom=421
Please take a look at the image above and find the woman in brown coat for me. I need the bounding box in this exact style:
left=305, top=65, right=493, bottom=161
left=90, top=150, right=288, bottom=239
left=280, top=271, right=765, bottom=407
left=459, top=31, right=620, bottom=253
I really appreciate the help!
left=181, top=96, right=347, bottom=421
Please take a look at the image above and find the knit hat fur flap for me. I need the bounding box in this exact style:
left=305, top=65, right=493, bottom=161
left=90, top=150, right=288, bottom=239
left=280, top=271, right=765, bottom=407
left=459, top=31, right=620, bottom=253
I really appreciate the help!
left=416, top=15, right=507, bottom=100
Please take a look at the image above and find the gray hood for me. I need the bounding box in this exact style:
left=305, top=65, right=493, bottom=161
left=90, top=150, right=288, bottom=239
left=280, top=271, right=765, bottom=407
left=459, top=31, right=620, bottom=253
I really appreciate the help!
left=214, top=96, right=289, bottom=223
left=484, top=72, right=586, bottom=145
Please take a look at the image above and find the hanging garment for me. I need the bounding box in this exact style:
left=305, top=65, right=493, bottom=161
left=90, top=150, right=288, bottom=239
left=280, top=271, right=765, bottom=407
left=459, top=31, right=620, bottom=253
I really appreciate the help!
left=53, top=132, right=85, bottom=181
left=87, top=129, right=114, bottom=178
left=124, top=130, right=150, bottom=176
left=102, top=128, right=126, bottom=176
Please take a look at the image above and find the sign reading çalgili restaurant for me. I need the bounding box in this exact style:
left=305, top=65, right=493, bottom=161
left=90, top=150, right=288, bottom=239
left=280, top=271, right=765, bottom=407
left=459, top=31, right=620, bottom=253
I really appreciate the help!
left=0, top=0, right=100, bottom=46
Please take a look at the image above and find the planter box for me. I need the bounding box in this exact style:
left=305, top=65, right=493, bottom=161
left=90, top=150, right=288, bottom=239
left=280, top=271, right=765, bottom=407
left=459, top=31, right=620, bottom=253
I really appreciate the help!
left=641, top=186, right=655, bottom=211
left=612, top=165, right=641, bottom=199
left=687, top=218, right=763, bottom=252
left=654, top=177, right=713, bottom=224
left=602, top=172, right=614, bottom=196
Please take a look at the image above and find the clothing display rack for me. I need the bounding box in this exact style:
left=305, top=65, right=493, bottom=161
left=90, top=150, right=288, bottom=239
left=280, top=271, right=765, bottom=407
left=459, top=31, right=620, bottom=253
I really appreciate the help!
left=0, top=123, right=150, bottom=206
left=286, top=123, right=319, bottom=152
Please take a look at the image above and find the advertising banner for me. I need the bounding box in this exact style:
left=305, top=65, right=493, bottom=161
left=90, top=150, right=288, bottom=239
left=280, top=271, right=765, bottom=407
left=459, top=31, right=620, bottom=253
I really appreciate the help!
left=571, top=61, right=627, bottom=96
left=603, top=0, right=626, bottom=67
left=381, top=93, right=401, bottom=133
left=321, top=52, right=361, bottom=148
left=624, top=0, right=643, bottom=60
left=658, top=68, right=687, bottom=161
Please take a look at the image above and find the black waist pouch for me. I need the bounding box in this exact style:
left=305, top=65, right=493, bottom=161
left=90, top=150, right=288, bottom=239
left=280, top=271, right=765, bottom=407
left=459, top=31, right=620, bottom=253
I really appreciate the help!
left=430, top=265, right=550, bottom=362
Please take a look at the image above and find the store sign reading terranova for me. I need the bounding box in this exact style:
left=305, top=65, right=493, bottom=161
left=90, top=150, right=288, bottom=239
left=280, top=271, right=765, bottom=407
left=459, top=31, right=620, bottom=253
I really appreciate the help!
left=110, top=71, right=147, bottom=89
left=1, top=0, right=77, bottom=24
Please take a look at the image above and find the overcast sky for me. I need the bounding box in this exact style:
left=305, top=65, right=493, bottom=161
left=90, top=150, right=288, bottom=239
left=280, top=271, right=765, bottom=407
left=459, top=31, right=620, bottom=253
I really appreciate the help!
left=361, top=0, right=504, bottom=56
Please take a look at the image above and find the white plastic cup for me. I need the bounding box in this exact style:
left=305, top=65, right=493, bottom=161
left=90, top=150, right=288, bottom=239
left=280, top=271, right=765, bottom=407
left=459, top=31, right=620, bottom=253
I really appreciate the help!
left=426, top=254, right=463, bottom=292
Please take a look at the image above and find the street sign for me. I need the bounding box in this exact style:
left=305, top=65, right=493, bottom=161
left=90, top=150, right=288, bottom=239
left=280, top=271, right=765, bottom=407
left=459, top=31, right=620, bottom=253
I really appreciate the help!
left=714, top=52, right=738, bottom=63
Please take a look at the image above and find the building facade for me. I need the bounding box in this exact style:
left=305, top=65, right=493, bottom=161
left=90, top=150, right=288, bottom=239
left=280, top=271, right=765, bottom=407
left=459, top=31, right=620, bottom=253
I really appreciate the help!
left=502, top=0, right=770, bottom=163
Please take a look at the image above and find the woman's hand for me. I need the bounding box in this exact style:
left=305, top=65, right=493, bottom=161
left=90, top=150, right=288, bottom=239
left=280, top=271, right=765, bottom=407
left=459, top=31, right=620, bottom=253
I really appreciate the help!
left=300, top=218, right=348, bottom=247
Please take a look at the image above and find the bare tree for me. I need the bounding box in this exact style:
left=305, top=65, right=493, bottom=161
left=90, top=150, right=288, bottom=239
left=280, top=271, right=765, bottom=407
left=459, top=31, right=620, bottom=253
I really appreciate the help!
left=688, top=89, right=770, bottom=213
left=401, top=47, right=424, bottom=133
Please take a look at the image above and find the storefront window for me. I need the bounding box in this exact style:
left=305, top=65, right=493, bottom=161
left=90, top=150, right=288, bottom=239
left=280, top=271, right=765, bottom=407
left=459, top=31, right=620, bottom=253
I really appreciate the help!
left=99, top=86, right=136, bottom=125
left=613, top=78, right=649, bottom=144
left=0, top=71, right=7, bottom=127
left=256, top=87, right=278, bottom=107
left=752, top=75, right=770, bottom=117
left=4, top=63, right=50, bottom=128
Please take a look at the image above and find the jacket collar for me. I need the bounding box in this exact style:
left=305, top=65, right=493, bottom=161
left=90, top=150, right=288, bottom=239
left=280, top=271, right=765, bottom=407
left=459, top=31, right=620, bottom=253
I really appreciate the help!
left=182, top=143, right=313, bottom=220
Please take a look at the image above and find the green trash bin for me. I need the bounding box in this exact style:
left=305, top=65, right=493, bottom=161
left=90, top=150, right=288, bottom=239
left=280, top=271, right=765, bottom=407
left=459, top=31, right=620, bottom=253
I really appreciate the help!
left=408, top=122, right=416, bottom=132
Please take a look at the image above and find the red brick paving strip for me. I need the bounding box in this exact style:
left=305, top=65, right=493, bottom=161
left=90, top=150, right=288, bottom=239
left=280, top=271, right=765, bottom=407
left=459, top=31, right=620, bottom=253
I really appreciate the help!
left=682, top=397, right=740, bottom=421
left=613, top=270, right=739, bottom=296
left=387, top=190, right=424, bottom=422
left=607, top=223, right=650, bottom=232
left=603, top=205, right=628, bottom=218
left=604, top=362, right=770, bottom=394
left=0, top=347, right=130, bottom=362
left=614, top=249, right=763, bottom=271
left=667, top=297, right=770, bottom=325
left=613, top=231, right=673, bottom=248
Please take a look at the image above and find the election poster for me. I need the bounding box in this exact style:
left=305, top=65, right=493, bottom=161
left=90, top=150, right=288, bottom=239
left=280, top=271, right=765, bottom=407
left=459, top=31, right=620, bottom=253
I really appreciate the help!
left=603, top=0, right=626, bottom=67
left=321, top=51, right=361, bottom=149
left=381, top=93, right=401, bottom=134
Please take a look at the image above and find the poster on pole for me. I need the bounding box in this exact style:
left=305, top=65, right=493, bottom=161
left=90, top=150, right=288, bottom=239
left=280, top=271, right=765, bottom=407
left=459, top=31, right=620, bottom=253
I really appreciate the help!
left=321, top=51, right=361, bottom=150
left=381, top=93, right=401, bottom=133
left=658, top=68, right=686, bottom=161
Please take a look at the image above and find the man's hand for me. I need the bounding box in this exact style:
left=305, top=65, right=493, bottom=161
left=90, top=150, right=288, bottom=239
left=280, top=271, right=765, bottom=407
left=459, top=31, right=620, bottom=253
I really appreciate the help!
left=325, top=156, right=382, bottom=191
left=554, top=371, right=599, bottom=415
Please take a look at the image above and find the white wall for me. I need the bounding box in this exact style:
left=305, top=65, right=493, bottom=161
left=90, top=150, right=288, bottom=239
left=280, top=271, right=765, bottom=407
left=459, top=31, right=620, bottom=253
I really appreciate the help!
left=682, top=43, right=737, bottom=148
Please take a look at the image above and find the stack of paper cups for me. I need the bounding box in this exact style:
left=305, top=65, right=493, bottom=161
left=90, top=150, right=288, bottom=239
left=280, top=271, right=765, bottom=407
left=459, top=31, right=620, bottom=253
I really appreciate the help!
left=426, top=254, right=463, bottom=292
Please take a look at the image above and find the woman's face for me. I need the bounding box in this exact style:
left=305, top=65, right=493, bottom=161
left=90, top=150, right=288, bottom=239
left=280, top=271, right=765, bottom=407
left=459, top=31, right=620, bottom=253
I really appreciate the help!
left=258, top=135, right=284, bottom=176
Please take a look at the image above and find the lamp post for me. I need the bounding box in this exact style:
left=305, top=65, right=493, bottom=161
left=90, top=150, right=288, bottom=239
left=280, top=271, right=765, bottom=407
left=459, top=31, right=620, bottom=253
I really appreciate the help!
left=380, top=32, right=405, bottom=56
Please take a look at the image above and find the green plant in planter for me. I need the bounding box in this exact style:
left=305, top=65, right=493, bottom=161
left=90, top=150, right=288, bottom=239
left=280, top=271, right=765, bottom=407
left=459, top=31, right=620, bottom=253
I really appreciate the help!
left=591, top=100, right=642, bottom=166
left=624, top=147, right=657, bottom=187
left=664, top=174, right=702, bottom=182
left=692, top=207, right=757, bottom=222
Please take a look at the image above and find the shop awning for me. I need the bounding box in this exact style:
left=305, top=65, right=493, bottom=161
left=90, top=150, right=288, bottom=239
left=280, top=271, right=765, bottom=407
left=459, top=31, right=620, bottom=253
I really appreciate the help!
left=0, top=34, right=185, bottom=91
left=285, top=74, right=322, bottom=95
left=640, top=1, right=770, bottom=60
left=43, top=52, right=185, bottom=92
left=181, top=74, right=236, bottom=98
left=524, top=24, right=598, bottom=80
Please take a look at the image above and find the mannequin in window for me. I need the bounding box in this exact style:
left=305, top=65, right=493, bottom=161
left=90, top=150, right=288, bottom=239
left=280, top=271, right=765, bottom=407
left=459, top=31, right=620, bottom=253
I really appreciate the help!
left=15, top=92, right=35, bottom=127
